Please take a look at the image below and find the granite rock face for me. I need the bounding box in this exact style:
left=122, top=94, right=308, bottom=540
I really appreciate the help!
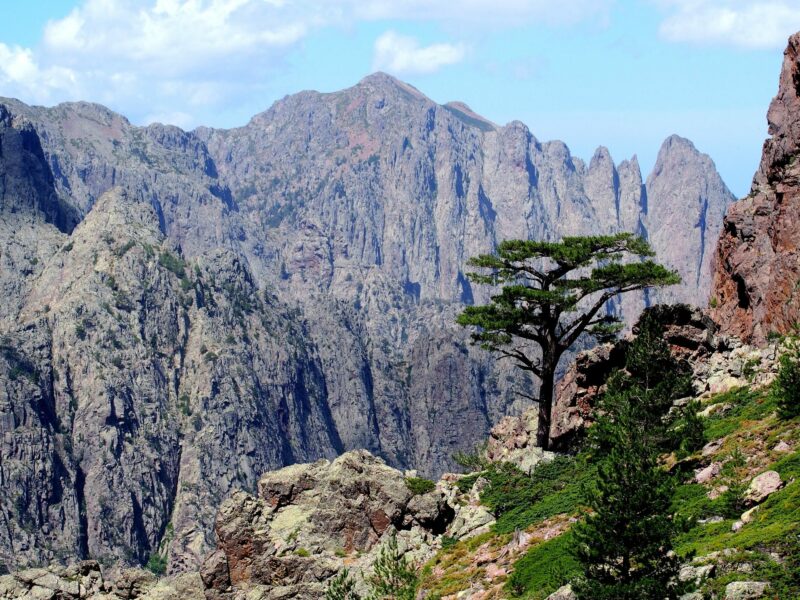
left=0, top=74, right=733, bottom=572
left=202, top=450, right=455, bottom=599
left=711, top=33, right=800, bottom=343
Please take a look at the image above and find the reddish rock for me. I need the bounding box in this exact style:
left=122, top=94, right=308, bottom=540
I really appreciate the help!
left=550, top=305, right=715, bottom=451
left=711, top=32, right=800, bottom=343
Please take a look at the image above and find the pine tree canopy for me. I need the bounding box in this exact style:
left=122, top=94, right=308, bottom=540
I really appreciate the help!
left=458, top=233, right=679, bottom=449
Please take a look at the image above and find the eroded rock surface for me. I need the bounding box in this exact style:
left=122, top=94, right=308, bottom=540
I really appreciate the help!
left=203, top=450, right=462, bottom=599
left=711, top=33, right=800, bottom=343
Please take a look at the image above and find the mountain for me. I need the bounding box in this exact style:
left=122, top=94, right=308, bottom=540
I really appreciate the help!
left=0, top=74, right=734, bottom=573
left=711, top=33, right=800, bottom=343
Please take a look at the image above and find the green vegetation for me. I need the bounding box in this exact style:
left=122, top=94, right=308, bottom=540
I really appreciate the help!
left=158, top=250, right=186, bottom=279
left=506, top=531, right=581, bottom=599
left=327, top=534, right=418, bottom=600
left=773, top=336, right=800, bottom=419
left=480, top=457, right=593, bottom=535
left=295, top=548, right=310, bottom=557
left=404, top=477, right=436, bottom=496
left=325, top=568, right=361, bottom=600
left=368, top=534, right=418, bottom=600
left=458, top=234, right=679, bottom=449
left=145, top=553, right=167, bottom=576
left=572, top=314, right=689, bottom=599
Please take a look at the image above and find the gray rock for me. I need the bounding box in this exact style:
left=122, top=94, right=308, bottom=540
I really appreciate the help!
left=546, top=584, right=576, bottom=600
left=745, top=471, right=783, bottom=504
left=724, top=581, right=770, bottom=599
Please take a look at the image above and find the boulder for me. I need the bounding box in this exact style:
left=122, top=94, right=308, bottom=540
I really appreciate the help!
left=695, top=462, right=722, bottom=484
left=486, top=407, right=556, bottom=473
left=744, top=471, right=783, bottom=504
left=679, top=563, right=715, bottom=585
left=546, top=584, right=576, bottom=600
left=202, top=450, right=456, bottom=598
left=724, top=581, right=770, bottom=599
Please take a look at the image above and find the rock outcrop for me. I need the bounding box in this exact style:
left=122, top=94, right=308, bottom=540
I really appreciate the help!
left=711, top=33, right=800, bottom=343
left=201, top=450, right=475, bottom=599
left=0, top=74, right=734, bottom=571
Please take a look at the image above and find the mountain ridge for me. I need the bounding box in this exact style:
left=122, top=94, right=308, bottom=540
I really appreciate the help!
left=0, top=74, right=734, bottom=572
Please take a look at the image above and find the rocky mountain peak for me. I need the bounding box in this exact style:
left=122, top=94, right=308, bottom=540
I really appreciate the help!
left=711, top=32, right=800, bottom=343
left=757, top=32, right=800, bottom=185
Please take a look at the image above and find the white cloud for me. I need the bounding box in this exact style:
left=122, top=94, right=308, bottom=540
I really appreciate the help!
left=372, top=32, right=466, bottom=75
left=0, top=0, right=611, bottom=127
left=355, top=0, right=610, bottom=27
left=657, top=0, right=800, bottom=49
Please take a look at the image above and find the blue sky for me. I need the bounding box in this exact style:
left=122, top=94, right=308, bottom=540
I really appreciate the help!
left=1, top=1, right=798, bottom=197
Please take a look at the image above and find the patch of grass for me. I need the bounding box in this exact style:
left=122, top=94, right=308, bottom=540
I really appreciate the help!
left=405, top=477, right=436, bottom=496
left=506, top=531, right=581, bottom=599
left=419, top=532, right=502, bottom=599
left=480, top=456, right=594, bottom=534
left=703, top=387, right=771, bottom=441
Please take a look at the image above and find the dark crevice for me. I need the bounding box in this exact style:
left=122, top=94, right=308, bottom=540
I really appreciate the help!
left=74, top=465, right=89, bottom=559
left=734, top=274, right=751, bottom=309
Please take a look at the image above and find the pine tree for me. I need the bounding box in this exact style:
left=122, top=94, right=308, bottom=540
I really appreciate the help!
left=367, top=534, right=418, bottom=600
left=772, top=335, right=800, bottom=419
left=325, top=568, right=361, bottom=600
left=572, top=312, right=690, bottom=599
left=458, top=234, right=679, bottom=449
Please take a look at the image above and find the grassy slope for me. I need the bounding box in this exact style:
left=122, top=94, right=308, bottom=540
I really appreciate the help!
left=419, top=385, right=800, bottom=599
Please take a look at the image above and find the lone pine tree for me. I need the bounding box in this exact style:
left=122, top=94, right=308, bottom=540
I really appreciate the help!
left=457, top=233, right=679, bottom=449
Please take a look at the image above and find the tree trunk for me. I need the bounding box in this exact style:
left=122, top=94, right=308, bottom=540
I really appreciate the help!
left=536, top=368, right=555, bottom=450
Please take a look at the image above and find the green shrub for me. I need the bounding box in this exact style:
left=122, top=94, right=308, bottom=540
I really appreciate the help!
left=368, top=534, right=418, bottom=600
left=772, top=337, right=800, bottom=419
left=325, top=567, right=361, bottom=600
left=158, top=251, right=186, bottom=279
left=405, top=477, right=435, bottom=495
left=295, top=548, right=310, bottom=557
left=479, top=456, right=591, bottom=535
left=145, top=553, right=167, bottom=576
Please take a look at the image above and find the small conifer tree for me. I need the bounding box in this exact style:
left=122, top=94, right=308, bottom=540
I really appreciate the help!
left=368, top=534, right=418, bottom=600
left=772, top=335, right=800, bottom=419
left=325, top=568, right=361, bottom=600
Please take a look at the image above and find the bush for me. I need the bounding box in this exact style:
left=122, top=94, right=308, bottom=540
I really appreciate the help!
left=158, top=251, right=186, bottom=279
left=325, top=568, right=361, bottom=600
left=675, top=401, right=706, bottom=457
left=772, top=337, right=800, bottom=419
left=368, top=534, right=418, bottom=600
left=145, top=553, right=167, bottom=576
left=405, top=477, right=435, bottom=496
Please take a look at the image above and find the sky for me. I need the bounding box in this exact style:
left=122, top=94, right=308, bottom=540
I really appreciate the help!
left=1, top=1, right=799, bottom=197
